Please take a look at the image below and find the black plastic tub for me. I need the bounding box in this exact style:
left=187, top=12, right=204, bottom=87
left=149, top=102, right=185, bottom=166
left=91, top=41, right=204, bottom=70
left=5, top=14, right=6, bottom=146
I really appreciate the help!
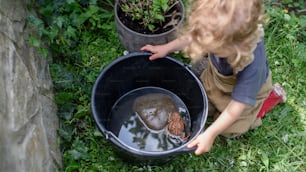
left=91, top=52, right=208, bottom=165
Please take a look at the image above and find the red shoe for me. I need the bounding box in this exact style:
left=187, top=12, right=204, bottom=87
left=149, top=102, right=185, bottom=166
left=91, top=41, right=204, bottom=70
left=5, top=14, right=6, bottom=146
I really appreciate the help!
left=257, top=83, right=286, bottom=118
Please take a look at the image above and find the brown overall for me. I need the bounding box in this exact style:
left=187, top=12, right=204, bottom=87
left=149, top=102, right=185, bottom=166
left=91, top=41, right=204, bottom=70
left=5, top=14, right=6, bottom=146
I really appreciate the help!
left=200, top=57, right=273, bottom=138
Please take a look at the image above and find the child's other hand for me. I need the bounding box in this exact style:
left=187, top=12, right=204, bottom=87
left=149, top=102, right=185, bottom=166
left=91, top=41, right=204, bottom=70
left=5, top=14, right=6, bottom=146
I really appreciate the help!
left=187, top=131, right=216, bottom=155
left=140, top=44, right=169, bottom=60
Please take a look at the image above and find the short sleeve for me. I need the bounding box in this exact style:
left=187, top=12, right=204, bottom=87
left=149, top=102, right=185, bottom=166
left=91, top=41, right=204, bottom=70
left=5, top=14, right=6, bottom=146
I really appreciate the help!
left=231, top=41, right=270, bottom=106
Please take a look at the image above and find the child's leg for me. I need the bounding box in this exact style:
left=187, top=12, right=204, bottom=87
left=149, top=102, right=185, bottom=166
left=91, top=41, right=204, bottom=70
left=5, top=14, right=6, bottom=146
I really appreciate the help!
left=222, top=83, right=286, bottom=138
left=220, top=104, right=261, bottom=138
left=207, top=101, right=217, bottom=117
left=220, top=74, right=274, bottom=138
left=257, top=83, right=286, bottom=118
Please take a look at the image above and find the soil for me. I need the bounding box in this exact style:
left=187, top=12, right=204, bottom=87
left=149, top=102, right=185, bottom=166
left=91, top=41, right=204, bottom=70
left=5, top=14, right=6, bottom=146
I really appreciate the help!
left=116, top=3, right=183, bottom=34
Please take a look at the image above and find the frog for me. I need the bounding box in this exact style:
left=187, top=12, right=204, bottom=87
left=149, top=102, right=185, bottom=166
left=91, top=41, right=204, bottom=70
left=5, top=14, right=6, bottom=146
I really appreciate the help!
left=167, top=112, right=190, bottom=141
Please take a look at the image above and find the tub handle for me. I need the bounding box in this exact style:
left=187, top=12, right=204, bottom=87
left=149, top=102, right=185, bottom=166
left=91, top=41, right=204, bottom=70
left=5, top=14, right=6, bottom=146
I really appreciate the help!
left=105, top=131, right=129, bottom=149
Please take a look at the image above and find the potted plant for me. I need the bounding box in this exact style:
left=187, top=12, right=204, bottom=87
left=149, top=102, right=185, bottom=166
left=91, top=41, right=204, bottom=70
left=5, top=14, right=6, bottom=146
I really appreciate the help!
left=115, top=0, right=185, bottom=52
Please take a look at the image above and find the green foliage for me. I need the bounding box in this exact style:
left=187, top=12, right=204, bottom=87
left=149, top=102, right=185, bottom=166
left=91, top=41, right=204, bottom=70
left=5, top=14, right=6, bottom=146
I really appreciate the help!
left=119, top=0, right=176, bottom=31
left=27, top=0, right=113, bottom=57
left=279, top=0, right=305, bottom=8
left=263, top=3, right=305, bottom=129
left=28, top=0, right=305, bottom=171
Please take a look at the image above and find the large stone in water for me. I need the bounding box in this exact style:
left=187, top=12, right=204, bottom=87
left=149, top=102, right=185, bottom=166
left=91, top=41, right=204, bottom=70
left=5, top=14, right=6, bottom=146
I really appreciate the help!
left=133, top=93, right=177, bottom=131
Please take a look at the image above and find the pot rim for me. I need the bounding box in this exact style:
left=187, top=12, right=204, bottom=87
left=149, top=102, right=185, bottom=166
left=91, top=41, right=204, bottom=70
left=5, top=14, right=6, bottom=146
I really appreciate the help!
left=91, top=52, right=208, bottom=156
left=114, top=0, right=185, bottom=37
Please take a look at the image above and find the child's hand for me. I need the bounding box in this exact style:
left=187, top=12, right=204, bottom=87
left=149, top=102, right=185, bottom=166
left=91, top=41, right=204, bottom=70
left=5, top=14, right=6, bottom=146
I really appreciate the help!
left=140, top=44, right=169, bottom=60
left=187, top=131, right=216, bottom=155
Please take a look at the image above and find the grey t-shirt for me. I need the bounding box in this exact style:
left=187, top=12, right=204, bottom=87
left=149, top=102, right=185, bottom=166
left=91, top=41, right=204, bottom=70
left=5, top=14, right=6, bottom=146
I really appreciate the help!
left=210, top=41, right=269, bottom=106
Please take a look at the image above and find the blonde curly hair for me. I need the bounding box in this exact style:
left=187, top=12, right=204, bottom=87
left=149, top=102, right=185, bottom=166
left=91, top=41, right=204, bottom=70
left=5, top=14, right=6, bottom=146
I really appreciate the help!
left=181, top=0, right=265, bottom=73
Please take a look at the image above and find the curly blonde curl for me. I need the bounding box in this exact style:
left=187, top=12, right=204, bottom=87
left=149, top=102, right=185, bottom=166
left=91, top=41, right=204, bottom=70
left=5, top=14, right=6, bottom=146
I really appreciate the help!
left=179, top=0, right=265, bottom=73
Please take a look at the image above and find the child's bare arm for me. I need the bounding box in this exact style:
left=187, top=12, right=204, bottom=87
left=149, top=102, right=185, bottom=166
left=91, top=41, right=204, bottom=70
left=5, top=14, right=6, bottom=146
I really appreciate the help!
left=188, top=100, right=246, bottom=155
left=140, top=36, right=191, bottom=60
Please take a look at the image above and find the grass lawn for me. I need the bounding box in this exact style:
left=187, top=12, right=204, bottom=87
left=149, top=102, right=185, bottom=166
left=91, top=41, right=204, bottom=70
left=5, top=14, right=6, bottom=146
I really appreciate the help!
left=29, top=0, right=306, bottom=171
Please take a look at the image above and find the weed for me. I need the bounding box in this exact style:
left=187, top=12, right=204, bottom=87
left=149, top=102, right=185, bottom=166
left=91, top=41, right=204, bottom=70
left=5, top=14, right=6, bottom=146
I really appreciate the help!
left=28, top=0, right=114, bottom=58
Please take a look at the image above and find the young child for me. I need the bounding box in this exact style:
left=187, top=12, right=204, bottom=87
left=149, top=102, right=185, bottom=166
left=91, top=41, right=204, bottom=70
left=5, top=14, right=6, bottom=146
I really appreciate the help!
left=141, top=0, right=286, bottom=155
